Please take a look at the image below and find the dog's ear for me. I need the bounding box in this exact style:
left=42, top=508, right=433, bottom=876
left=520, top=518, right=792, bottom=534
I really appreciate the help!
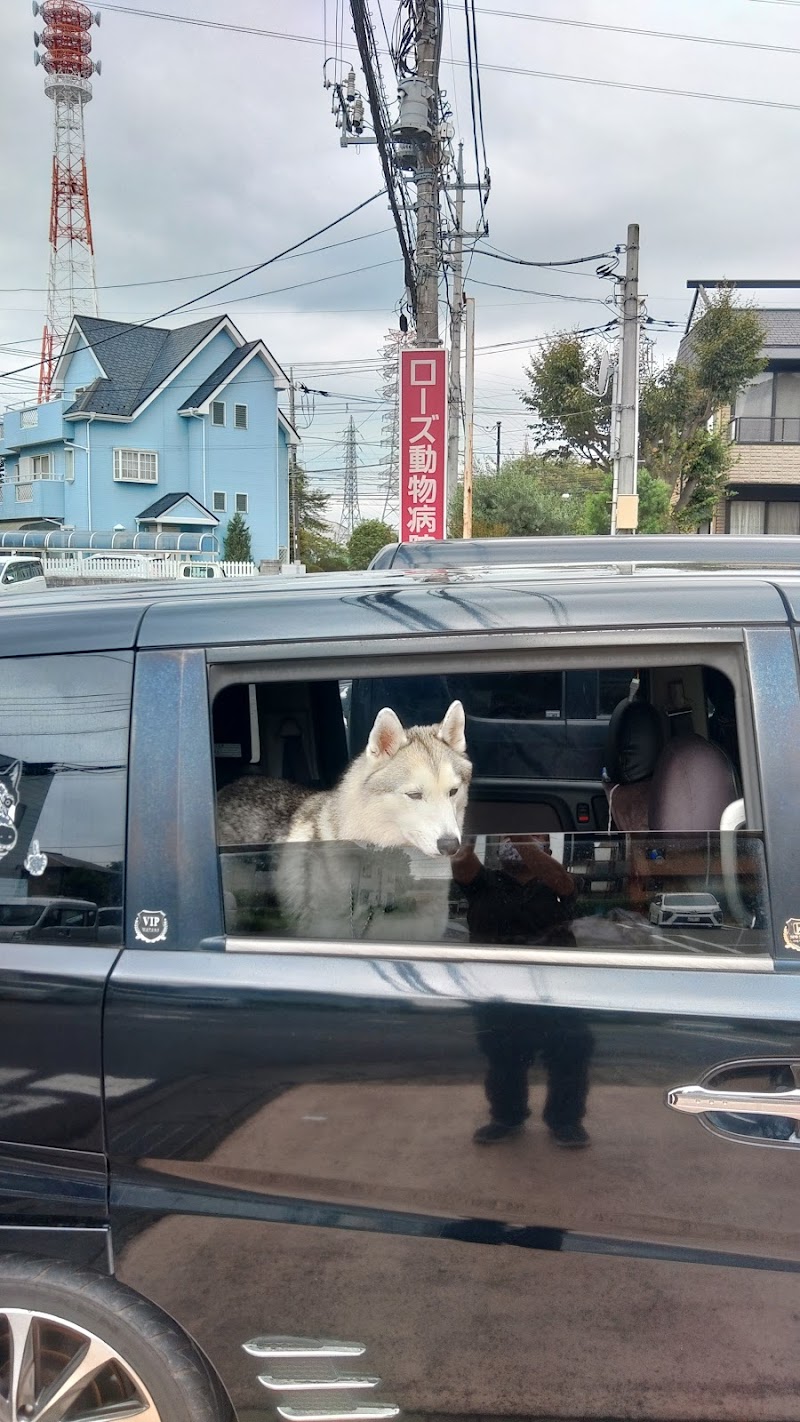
left=2, top=761, right=21, bottom=795
left=367, top=707, right=408, bottom=761
left=438, top=700, right=466, bottom=754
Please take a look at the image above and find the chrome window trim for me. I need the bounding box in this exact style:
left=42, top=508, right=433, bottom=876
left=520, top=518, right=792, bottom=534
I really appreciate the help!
left=224, top=936, right=772, bottom=972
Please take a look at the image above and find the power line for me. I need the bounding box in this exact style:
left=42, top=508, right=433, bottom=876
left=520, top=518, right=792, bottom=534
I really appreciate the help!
left=0, top=189, right=386, bottom=383
left=0, top=228, right=397, bottom=296
left=477, top=244, right=618, bottom=270
left=451, top=5, right=800, bottom=60
left=88, top=6, right=800, bottom=115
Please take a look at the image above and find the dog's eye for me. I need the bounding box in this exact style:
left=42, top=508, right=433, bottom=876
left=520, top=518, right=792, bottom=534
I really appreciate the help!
left=405, top=791, right=423, bottom=801
left=448, top=786, right=459, bottom=797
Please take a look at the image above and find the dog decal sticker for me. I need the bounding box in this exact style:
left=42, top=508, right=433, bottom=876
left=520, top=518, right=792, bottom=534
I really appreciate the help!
left=0, top=761, right=22, bottom=862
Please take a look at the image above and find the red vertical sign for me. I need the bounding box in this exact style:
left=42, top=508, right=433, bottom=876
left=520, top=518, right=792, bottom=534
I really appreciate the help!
left=400, top=347, right=448, bottom=543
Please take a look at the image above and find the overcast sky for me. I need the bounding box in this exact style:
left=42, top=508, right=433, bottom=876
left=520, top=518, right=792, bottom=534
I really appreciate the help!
left=2, top=0, right=799, bottom=526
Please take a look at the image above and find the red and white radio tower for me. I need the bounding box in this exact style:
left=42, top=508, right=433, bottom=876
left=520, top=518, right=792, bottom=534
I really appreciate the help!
left=33, top=0, right=101, bottom=402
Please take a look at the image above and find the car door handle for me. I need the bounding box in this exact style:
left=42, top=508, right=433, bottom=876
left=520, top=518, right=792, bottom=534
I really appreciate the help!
left=667, top=1084, right=800, bottom=1120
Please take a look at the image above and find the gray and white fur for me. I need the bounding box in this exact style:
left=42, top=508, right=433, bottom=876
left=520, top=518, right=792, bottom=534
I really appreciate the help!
left=217, top=701, right=471, bottom=941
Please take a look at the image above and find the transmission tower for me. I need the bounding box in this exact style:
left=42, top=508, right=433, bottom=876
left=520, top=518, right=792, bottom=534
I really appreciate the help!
left=33, top=0, right=101, bottom=402
left=341, top=415, right=362, bottom=540
left=378, top=328, right=406, bottom=526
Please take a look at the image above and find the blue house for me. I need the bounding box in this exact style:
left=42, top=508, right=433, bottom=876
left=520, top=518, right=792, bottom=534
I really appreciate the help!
left=0, top=313, right=297, bottom=560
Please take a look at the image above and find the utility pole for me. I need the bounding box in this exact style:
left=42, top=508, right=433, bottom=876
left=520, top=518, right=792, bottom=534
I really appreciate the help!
left=615, top=222, right=641, bottom=534
left=446, top=143, right=465, bottom=501
left=495, top=421, right=501, bottom=475
left=463, top=297, right=476, bottom=538
left=288, top=370, right=299, bottom=562
left=413, top=0, right=442, bottom=347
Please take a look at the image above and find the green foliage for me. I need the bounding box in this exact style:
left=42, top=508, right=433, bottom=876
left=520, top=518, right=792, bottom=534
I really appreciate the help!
left=578, top=466, right=672, bottom=535
left=222, top=511, right=252, bottom=562
left=448, top=458, right=593, bottom=538
left=301, top=530, right=349, bottom=573
left=346, top=520, right=398, bottom=570
left=291, top=466, right=330, bottom=563
left=522, top=291, right=766, bottom=528
left=522, top=337, right=611, bottom=469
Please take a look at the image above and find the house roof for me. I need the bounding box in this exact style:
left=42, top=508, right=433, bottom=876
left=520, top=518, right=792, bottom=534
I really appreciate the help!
left=137, top=492, right=218, bottom=524
left=178, top=338, right=290, bottom=412
left=678, top=307, right=800, bottom=367
left=278, top=408, right=299, bottom=443
left=178, top=341, right=259, bottom=410
left=60, top=315, right=232, bottom=418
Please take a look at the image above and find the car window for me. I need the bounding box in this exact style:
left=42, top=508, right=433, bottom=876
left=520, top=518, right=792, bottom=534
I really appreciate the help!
left=210, top=658, right=768, bottom=960
left=0, top=652, right=132, bottom=943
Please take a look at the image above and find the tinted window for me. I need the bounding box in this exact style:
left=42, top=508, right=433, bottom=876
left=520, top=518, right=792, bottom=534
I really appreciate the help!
left=213, top=663, right=767, bottom=958
left=0, top=652, right=131, bottom=942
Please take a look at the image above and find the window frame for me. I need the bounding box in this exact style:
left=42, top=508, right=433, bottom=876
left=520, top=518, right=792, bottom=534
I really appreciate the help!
left=113, top=448, right=158, bottom=484
left=212, top=491, right=227, bottom=513
left=207, top=633, right=767, bottom=970
left=211, top=400, right=226, bottom=427
left=235, top=492, right=248, bottom=514
left=234, top=403, right=248, bottom=431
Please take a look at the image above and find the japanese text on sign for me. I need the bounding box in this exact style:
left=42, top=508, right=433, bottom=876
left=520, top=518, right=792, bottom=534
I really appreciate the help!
left=400, top=348, right=447, bottom=543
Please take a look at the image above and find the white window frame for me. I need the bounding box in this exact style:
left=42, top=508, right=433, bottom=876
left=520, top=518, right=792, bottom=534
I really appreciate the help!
left=234, top=403, right=248, bottom=431
left=31, top=454, right=52, bottom=479
left=213, top=491, right=227, bottom=512
left=64, top=448, right=75, bottom=482
left=211, top=401, right=226, bottom=427
left=235, top=492, right=248, bottom=514
left=113, top=449, right=159, bottom=484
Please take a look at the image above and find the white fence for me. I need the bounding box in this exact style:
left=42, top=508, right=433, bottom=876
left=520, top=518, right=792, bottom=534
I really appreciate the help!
left=42, top=556, right=258, bottom=581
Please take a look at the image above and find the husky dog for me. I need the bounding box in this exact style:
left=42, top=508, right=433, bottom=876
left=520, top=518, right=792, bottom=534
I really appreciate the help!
left=0, top=761, right=21, bottom=861
left=217, top=701, right=471, bottom=942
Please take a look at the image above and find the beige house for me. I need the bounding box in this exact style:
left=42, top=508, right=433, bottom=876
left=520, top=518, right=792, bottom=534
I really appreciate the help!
left=678, top=308, right=800, bottom=535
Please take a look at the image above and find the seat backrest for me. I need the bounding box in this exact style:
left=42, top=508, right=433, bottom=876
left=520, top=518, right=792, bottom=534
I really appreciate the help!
left=649, top=733, right=738, bottom=833
left=603, top=697, right=664, bottom=831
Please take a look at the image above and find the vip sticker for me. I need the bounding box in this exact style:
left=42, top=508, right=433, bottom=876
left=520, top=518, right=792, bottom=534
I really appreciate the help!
left=134, top=910, right=168, bottom=944
left=784, top=919, right=800, bottom=952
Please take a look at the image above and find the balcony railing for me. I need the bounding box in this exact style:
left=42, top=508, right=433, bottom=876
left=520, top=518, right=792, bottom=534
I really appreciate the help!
left=0, top=474, right=64, bottom=507
left=730, top=416, right=800, bottom=445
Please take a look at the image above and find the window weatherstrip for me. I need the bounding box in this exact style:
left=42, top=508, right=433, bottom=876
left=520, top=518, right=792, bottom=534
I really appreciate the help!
left=223, top=937, right=771, bottom=971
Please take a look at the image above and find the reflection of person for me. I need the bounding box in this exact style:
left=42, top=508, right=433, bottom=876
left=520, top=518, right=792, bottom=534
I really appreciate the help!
left=451, top=835, right=593, bottom=1147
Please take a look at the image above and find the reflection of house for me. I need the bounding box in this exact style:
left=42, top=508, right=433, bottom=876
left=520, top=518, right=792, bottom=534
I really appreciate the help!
left=0, top=314, right=298, bottom=559
left=679, top=297, right=800, bottom=535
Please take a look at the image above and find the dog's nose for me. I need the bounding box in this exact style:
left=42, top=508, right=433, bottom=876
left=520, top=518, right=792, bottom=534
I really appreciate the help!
left=437, top=835, right=460, bottom=857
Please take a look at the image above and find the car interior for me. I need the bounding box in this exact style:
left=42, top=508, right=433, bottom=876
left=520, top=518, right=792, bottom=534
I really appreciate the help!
left=211, top=657, right=768, bottom=953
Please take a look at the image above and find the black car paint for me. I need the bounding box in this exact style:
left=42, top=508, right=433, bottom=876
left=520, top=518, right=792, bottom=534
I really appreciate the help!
left=2, top=567, right=800, bottom=1420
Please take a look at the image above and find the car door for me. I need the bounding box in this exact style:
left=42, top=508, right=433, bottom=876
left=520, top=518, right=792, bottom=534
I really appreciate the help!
left=0, top=647, right=132, bottom=1264
left=106, top=621, right=800, bottom=1422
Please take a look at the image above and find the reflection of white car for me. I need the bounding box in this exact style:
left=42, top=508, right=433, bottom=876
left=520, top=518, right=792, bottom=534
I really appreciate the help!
left=649, top=892, right=723, bottom=929
left=0, top=554, right=47, bottom=593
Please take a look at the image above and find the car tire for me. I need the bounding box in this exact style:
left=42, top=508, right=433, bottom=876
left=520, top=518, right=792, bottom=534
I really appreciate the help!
left=0, top=1253, right=233, bottom=1422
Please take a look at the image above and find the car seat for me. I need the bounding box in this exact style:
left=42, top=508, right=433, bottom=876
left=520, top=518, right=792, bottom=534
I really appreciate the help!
left=603, top=696, right=664, bottom=831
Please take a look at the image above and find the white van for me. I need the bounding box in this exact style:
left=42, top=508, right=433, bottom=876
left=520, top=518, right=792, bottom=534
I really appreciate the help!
left=0, top=554, right=47, bottom=593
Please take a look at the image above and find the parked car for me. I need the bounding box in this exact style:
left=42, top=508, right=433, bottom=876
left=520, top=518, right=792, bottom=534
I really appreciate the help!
left=649, top=891, right=724, bottom=928
left=1, top=537, right=800, bottom=1422
left=0, top=553, right=46, bottom=592
left=179, top=561, right=227, bottom=579
left=0, top=896, right=97, bottom=942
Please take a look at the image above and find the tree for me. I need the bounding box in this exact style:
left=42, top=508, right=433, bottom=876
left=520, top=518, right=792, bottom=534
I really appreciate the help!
left=448, top=460, right=586, bottom=538
left=579, top=466, right=672, bottom=535
left=522, top=291, right=766, bottom=528
left=291, top=465, right=330, bottom=563
left=301, top=530, right=349, bottom=573
left=222, top=511, right=252, bottom=562
left=522, top=336, right=612, bottom=469
left=347, top=520, right=398, bottom=569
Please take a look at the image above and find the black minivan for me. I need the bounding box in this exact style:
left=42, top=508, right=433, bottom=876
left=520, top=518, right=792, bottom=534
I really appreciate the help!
left=3, top=536, right=800, bottom=1422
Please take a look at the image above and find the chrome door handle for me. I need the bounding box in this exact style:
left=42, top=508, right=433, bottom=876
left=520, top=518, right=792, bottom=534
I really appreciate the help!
left=667, top=1084, right=800, bottom=1120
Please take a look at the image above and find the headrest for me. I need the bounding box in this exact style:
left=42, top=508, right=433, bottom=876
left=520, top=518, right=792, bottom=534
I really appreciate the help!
left=605, top=698, right=664, bottom=785
left=649, top=734, right=737, bottom=832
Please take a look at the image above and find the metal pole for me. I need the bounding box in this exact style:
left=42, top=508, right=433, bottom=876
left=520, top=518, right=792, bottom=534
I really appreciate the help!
left=414, top=0, right=441, bottom=347
left=616, top=222, right=640, bottom=533
left=495, top=420, right=501, bottom=475
left=463, top=296, right=475, bottom=538
left=288, top=371, right=299, bottom=562
left=446, top=142, right=465, bottom=501
left=609, top=343, right=621, bottom=535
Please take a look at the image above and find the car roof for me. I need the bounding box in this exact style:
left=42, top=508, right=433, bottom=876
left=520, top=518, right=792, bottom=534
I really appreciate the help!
left=370, top=534, right=800, bottom=570
left=2, top=538, right=800, bottom=656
